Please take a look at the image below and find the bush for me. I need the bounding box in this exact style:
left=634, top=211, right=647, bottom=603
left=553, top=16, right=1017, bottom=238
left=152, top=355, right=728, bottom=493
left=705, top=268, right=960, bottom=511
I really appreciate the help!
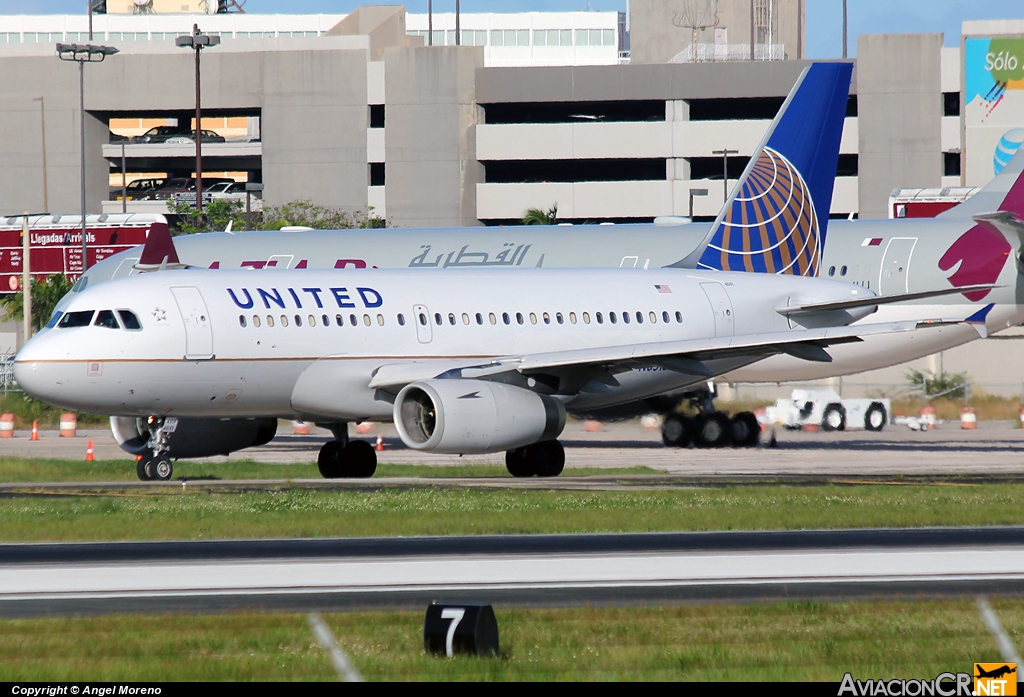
left=905, top=369, right=969, bottom=400
left=0, top=392, right=106, bottom=429
left=168, top=199, right=385, bottom=234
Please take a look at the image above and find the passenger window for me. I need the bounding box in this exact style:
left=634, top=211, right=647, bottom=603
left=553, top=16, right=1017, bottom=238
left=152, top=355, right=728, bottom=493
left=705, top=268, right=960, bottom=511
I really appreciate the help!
left=489, top=313, right=496, bottom=325
left=253, top=315, right=261, bottom=327
left=377, top=314, right=384, bottom=326
left=516, top=312, right=524, bottom=325
left=637, top=312, right=644, bottom=324
left=294, top=315, right=302, bottom=327
left=448, top=313, right=456, bottom=326
left=582, top=312, right=590, bottom=324
left=476, top=313, right=483, bottom=325
left=675, top=311, right=683, bottom=323
left=462, top=313, right=470, bottom=325
left=280, top=315, right=289, bottom=327
left=828, top=266, right=836, bottom=277
left=267, top=315, right=275, bottom=327
left=363, top=314, right=371, bottom=326
left=418, top=313, right=426, bottom=326
left=337, top=314, right=345, bottom=326
left=321, top=314, right=329, bottom=326
left=434, top=313, right=442, bottom=326
left=94, top=310, right=120, bottom=329
left=840, top=265, right=848, bottom=276
left=649, top=312, right=657, bottom=324
left=502, top=312, right=510, bottom=325
left=239, top=315, right=247, bottom=327
left=398, top=314, right=406, bottom=326
left=308, top=315, right=316, bottom=327
left=350, top=314, right=357, bottom=326
left=620, top=312, right=628, bottom=325
left=596, top=312, right=604, bottom=324
left=58, top=310, right=95, bottom=328
left=569, top=312, right=577, bottom=324
left=662, top=311, right=670, bottom=323
left=118, top=310, right=142, bottom=330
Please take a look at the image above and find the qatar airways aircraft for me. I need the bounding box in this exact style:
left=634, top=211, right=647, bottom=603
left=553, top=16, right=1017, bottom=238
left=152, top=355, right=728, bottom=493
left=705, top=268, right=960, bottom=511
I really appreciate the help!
left=16, top=258, right=971, bottom=480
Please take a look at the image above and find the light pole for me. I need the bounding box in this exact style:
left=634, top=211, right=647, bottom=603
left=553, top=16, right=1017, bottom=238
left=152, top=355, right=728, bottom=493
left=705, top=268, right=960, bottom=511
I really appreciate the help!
left=56, top=43, right=118, bottom=273
left=176, top=25, right=220, bottom=215
left=712, top=148, right=738, bottom=203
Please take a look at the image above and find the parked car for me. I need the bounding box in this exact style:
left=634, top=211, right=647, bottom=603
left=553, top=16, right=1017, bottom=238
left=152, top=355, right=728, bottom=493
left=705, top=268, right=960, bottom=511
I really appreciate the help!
left=109, top=177, right=166, bottom=200
left=130, top=127, right=225, bottom=144
left=109, top=131, right=130, bottom=143
left=164, top=130, right=227, bottom=144
left=155, top=177, right=236, bottom=201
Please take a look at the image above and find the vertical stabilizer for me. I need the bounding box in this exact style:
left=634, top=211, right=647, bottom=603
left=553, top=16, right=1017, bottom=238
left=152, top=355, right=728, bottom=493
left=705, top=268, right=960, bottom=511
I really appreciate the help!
left=674, top=62, right=853, bottom=275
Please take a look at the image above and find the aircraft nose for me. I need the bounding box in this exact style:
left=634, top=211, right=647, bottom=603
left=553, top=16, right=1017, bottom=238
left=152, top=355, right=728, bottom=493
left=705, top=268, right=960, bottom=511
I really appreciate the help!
left=12, top=341, right=65, bottom=405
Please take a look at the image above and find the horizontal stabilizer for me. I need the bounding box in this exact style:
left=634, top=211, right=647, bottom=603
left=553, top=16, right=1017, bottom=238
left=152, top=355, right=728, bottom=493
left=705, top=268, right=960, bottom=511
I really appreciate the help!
left=780, top=343, right=832, bottom=362
left=972, top=211, right=1024, bottom=251
left=776, top=284, right=1001, bottom=316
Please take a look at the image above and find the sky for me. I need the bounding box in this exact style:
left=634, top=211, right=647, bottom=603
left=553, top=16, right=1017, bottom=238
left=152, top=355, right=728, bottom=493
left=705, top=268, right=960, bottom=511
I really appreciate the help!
left=2, top=0, right=1022, bottom=58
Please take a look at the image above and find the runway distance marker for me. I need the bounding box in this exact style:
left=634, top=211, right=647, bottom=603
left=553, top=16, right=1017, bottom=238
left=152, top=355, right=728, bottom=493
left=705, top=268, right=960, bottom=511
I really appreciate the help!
left=424, top=602, right=499, bottom=657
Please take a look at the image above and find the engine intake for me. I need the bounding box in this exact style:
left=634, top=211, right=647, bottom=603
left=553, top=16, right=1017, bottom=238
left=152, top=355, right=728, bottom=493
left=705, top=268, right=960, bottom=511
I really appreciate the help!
left=110, top=416, right=278, bottom=458
left=393, top=379, right=565, bottom=454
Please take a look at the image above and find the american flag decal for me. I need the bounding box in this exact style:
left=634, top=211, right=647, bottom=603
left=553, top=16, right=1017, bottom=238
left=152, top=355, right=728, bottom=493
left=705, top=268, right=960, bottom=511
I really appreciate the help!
left=655, top=284, right=672, bottom=293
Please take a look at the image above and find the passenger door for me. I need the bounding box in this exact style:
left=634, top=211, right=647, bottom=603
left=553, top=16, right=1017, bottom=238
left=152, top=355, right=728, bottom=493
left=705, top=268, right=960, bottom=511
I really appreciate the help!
left=700, top=282, right=735, bottom=337
left=879, top=238, right=917, bottom=295
left=170, top=286, right=214, bottom=360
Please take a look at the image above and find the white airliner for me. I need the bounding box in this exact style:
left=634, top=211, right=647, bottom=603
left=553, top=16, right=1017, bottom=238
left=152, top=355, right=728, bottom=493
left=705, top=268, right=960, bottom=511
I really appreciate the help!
left=14, top=263, right=966, bottom=480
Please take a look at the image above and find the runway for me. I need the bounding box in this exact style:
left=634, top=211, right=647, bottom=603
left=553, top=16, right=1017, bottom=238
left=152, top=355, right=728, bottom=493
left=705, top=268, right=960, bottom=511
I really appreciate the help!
left=2, top=527, right=1022, bottom=617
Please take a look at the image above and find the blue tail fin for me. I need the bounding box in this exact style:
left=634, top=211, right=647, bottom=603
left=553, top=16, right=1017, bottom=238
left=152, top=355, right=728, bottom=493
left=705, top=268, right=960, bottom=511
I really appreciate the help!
left=677, top=62, right=853, bottom=275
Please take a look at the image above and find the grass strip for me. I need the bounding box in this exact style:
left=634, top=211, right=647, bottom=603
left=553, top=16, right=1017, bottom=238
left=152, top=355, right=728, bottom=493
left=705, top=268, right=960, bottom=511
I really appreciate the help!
left=1, top=599, right=1020, bottom=681
left=0, top=457, right=657, bottom=482
left=0, top=484, right=1020, bottom=542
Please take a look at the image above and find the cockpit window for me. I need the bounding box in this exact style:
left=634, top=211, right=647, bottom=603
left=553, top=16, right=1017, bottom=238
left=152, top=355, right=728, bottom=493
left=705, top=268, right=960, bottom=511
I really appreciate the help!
left=118, top=310, right=142, bottom=330
left=58, top=310, right=95, bottom=328
left=94, top=310, right=120, bottom=329
left=45, top=311, right=64, bottom=329
left=71, top=276, right=89, bottom=293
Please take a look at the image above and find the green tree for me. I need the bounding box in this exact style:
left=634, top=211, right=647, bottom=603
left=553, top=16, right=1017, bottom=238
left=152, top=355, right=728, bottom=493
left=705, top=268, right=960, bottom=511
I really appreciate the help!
left=168, top=198, right=386, bottom=234
left=0, top=274, right=73, bottom=333
left=522, top=204, right=558, bottom=225
left=905, top=369, right=969, bottom=400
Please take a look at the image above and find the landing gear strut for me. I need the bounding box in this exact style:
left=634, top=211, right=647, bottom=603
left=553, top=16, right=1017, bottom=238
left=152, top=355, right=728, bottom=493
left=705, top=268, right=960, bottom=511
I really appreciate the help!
left=136, top=417, right=176, bottom=481
left=505, top=440, right=565, bottom=477
left=660, top=387, right=760, bottom=449
left=316, top=424, right=376, bottom=478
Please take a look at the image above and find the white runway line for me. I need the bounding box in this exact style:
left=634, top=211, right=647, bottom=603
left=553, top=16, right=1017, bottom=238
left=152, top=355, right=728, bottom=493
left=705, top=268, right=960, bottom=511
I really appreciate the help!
left=308, top=613, right=363, bottom=682
left=3, top=546, right=1024, bottom=600
left=976, top=596, right=1024, bottom=666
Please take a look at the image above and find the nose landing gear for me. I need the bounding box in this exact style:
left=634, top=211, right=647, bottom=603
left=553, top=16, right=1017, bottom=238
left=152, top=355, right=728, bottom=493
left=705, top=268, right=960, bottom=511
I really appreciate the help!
left=506, top=440, right=565, bottom=477
left=316, top=423, right=377, bottom=478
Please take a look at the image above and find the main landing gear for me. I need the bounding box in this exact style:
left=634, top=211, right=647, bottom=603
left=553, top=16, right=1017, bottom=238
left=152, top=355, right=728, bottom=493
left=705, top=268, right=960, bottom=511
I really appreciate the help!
left=136, top=416, right=175, bottom=481
left=316, top=425, right=377, bottom=478
left=505, top=440, right=565, bottom=477
left=660, top=389, right=760, bottom=449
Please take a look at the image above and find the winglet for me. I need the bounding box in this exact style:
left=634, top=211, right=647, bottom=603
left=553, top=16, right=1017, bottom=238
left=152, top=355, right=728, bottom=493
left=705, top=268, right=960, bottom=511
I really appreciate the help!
left=135, top=220, right=185, bottom=271
left=965, top=302, right=994, bottom=338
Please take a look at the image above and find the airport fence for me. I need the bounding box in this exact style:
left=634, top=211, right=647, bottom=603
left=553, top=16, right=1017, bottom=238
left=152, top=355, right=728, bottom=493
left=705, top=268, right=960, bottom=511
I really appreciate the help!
left=1, top=351, right=15, bottom=393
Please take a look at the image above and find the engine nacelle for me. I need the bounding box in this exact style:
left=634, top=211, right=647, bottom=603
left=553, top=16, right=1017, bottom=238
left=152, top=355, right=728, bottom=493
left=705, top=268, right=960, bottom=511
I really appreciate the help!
left=393, top=379, right=565, bottom=454
left=110, top=417, right=278, bottom=459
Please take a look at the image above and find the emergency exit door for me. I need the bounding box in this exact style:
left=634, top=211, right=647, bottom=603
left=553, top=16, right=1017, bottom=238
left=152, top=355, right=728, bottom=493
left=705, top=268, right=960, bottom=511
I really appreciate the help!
left=171, top=286, right=214, bottom=360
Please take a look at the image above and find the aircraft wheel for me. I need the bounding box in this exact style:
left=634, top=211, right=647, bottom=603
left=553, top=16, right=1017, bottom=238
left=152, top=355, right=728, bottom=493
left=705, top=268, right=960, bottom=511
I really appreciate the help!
left=150, top=457, right=173, bottom=481
left=505, top=447, right=534, bottom=477
left=317, top=440, right=343, bottom=479
left=864, top=403, right=887, bottom=432
left=661, top=415, right=692, bottom=448
left=821, top=404, right=847, bottom=432
left=341, top=440, right=377, bottom=478
left=136, top=458, right=153, bottom=481
left=531, top=440, right=565, bottom=477
left=730, top=412, right=761, bottom=448
left=695, top=412, right=732, bottom=448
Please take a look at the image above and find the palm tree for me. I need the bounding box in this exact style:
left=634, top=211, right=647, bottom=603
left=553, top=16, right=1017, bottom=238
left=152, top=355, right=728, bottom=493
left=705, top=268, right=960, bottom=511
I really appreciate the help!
left=522, top=204, right=558, bottom=225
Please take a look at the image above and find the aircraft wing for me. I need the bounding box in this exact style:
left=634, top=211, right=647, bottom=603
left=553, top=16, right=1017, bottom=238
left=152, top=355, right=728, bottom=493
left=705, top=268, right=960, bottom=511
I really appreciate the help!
left=367, top=319, right=927, bottom=393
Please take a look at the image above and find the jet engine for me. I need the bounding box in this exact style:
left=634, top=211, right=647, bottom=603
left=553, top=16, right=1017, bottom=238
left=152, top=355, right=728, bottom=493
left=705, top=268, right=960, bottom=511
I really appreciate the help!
left=393, top=379, right=565, bottom=454
left=110, top=416, right=278, bottom=459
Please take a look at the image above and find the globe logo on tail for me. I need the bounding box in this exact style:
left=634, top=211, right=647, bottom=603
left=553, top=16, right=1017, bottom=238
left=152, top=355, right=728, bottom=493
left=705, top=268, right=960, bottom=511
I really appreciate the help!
left=698, top=147, right=821, bottom=276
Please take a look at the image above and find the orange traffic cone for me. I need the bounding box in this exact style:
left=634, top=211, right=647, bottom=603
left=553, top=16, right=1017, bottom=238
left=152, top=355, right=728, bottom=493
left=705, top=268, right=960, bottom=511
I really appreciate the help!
left=85, top=440, right=95, bottom=462
left=30, top=420, right=39, bottom=441
left=375, top=435, right=384, bottom=451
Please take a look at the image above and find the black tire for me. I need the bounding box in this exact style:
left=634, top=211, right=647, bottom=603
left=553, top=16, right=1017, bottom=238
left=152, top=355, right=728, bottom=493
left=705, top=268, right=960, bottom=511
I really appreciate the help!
left=317, top=440, right=342, bottom=478
left=532, top=440, right=565, bottom=477
left=695, top=412, right=732, bottom=448
left=505, top=447, right=534, bottom=477
left=150, top=457, right=173, bottom=481
left=821, top=404, right=847, bottom=432
left=730, top=412, right=761, bottom=448
left=136, top=458, right=152, bottom=481
left=342, top=440, right=377, bottom=478
left=864, top=403, right=887, bottom=432
left=661, top=415, right=692, bottom=448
